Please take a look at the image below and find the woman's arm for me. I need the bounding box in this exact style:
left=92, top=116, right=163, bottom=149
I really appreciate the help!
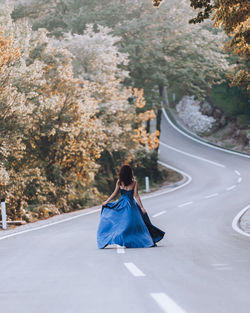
left=134, top=180, right=147, bottom=214
left=102, top=180, right=120, bottom=206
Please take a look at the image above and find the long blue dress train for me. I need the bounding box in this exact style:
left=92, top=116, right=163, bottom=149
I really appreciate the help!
left=97, top=187, right=165, bottom=248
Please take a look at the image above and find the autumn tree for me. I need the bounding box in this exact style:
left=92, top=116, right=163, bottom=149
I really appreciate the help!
left=58, top=24, right=160, bottom=193
left=0, top=5, right=160, bottom=220
left=0, top=23, right=52, bottom=219
left=12, top=1, right=230, bottom=96
left=0, top=7, right=106, bottom=221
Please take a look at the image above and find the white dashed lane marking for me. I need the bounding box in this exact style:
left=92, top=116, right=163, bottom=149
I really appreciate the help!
left=226, top=185, right=236, bottom=191
left=237, top=177, right=242, bottom=183
left=152, top=211, right=166, bottom=218
left=212, top=263, right=232, bottom=270
left=116, top=246, right=125, bottom=254
left=178, top=201, right=193, bottom=208
left=151, top=293, right=187, bottom=313
left=124, top=263, right=145, bottom=277
left=204, top=193, right=218, bottom=199
left=234, top=170, right=241, bottom=176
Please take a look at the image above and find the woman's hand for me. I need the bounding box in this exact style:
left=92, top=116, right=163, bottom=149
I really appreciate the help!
left=141, top=208, right=147, bottom=214
left=102, top=201, right=108, bottom=206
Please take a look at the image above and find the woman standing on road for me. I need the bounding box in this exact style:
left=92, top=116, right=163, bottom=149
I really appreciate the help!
left=97, top=164, right=165, bottom=249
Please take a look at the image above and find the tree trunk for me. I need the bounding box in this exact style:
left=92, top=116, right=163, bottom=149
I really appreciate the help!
left=156, top=108, right=162, bottom=134
left=146, top=119, right=150, bottom=133
left=157, top=84, right=164, bottom=134
left=153, top=85, right=163, bottom=153
left=161, top=86, right=169, bottom=106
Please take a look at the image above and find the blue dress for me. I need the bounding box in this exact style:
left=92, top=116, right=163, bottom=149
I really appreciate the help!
left=97, top=187, right=165, bottom=249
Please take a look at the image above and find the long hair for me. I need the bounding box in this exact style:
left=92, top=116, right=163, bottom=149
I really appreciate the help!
left=118, top=164, right=134, bottom=186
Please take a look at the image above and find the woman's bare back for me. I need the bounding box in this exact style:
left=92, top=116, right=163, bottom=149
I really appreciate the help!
left=119, top=179, right=136, bottom=191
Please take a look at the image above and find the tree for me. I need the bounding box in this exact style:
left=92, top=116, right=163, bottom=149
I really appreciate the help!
left=0, top=6, right=106, bottom=220
left=153, top=0, right=249, bottom=59
left=152, top=1, right=249, bottom=92
left=12, top=0, right=230, bottom=98
left=110, top=0, right=229, bottom=137
left=58, top=24, right=160, bottom=190
left=0, top=4, right=160, bottom=219
left=175, top=0, right=249, bottom=91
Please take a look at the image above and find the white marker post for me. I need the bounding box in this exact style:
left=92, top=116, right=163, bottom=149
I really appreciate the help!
left=145, top=176, right=150, bottom=193
left=172, top=93, right=176, bottom=102
left=1, top=198, right=7, bottom=229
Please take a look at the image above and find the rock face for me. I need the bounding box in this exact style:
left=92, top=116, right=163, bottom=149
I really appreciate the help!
left=200, top=101, right=213, bottom=116
left=240, top=209, right=250, bottom=234
left=176, top=96, right=216, bottom=134
left=174, top=95, right=250, bottom=153
left=219, top=114, right=227, bottom=127
left=213, top=108, right=223, bottom=120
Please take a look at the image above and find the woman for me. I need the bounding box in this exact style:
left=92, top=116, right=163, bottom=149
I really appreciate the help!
left=97, top=164, right=165, bottom=249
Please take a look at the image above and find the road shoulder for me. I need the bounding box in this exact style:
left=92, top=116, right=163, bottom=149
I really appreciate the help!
left=0, top=164, right=186, bottom=238
left=239, top=208, right=250, bottom=235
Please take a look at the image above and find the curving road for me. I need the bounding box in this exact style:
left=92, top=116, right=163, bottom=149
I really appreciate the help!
left=0, top=110, right=250, bottom=313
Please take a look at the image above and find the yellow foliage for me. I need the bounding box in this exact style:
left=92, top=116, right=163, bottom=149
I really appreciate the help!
left=0, top=28, right=20, bottom=69
left=133, top=88, right=146, bottom=108
left=0, top=16, right=161, bottom=221
left=137, top=109, right=156, bottom=122
left=131, top=126, right=160, bottom=150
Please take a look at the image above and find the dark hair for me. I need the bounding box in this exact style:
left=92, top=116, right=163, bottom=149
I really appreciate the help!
left=118, top=164, right=134, bottom=186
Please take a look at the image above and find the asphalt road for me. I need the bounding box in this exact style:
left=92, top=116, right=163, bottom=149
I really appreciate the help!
left=0, top=110, right=250, bottom=313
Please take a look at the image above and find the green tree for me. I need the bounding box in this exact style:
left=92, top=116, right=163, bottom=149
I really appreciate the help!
left=176, top=0, right=249, bottom=91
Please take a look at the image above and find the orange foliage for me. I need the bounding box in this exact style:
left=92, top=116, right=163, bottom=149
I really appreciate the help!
left=0, top=27, right=20, bottom=69
left=132, top=88, right=160, bottom=149
left=134, top=88, right=146, bottom=108
left=132, top=126, right=160, bottom=150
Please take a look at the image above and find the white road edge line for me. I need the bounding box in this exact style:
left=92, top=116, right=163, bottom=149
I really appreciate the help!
left=226, top=185, right=236, bottom=191
left=160, top=141, right=225, bottom=168
left=232, top=204, right=250, bottom=238
left=142, top=161, right=192, bottom=200
left=178, top=201, right=193, bottom=208
left=162, top=107, right=250, bottom=159
left=152, top=211, right=166, bottom=218
left=0, top=161, right=191, bottom=241
left=0, top=108, right=246, bottom=242
left=0, top=208, right=101, bottom=241
left=124, top=262, right=145, bottom=277
left=162, top=107, right=250, bottom=239
left=204, top=193, right=218, bottom=199
left=151, top=293, right=187, bottom=313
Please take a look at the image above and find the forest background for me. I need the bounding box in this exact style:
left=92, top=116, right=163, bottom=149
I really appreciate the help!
left=0, top=0, right=248, bottom=223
